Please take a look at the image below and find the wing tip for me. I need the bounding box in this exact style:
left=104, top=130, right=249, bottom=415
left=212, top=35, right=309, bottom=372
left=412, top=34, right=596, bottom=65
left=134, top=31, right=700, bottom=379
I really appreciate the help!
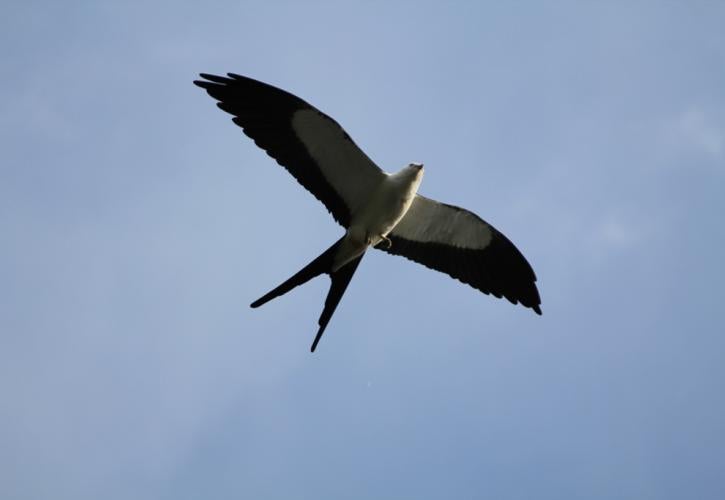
left=194, top=73, right=240, bottom=90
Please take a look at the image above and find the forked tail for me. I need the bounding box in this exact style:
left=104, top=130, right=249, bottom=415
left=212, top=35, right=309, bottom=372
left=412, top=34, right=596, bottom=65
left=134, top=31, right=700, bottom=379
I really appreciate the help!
left=250, top=237, right=365, bottom=352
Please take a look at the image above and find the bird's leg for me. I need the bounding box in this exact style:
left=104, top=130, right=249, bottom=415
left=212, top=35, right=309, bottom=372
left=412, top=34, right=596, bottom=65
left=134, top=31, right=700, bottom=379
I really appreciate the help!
left=364, top=231, right=374, bottom=246
left=364, top=230, right=391, bottom=249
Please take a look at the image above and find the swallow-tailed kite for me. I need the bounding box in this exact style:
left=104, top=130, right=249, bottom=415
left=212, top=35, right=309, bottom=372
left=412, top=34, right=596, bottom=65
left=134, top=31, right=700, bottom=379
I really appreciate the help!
left=194, top=73, right=542, bottom=352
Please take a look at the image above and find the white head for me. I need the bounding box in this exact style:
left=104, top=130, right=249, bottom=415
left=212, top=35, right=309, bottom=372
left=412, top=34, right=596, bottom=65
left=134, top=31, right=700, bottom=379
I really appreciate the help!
left=393, top=162, right=424, bottom=183
left=397, top=162, right=424, bottom=191
left=405, top=162, right=424, bottom=178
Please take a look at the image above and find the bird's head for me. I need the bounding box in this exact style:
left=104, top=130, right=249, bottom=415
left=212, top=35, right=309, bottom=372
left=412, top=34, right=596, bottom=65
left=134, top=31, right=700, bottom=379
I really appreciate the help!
left=405, top=162, right=424, bottom=179
left=392, top=162, right=424, bottom=183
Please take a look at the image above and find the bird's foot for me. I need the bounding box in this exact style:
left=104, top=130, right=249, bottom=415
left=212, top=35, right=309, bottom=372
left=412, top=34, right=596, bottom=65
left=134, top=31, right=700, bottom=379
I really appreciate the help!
left=379, top=235, right=392, bottom=249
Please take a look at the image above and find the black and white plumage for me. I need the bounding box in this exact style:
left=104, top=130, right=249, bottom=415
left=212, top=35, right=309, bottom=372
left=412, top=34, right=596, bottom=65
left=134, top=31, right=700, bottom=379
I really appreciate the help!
left=194, top=73, right=541, bottom=352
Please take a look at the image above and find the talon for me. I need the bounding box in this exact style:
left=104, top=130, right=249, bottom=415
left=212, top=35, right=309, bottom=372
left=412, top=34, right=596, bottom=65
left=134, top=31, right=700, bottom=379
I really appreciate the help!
left=380, top=235, right=392, bottom=249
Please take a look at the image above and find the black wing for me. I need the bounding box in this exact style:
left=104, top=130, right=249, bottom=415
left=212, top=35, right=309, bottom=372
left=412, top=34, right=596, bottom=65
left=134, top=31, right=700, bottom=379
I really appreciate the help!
left=194, top=73, right=385, bottom=227
left=380, top=195, right=542, bottom=314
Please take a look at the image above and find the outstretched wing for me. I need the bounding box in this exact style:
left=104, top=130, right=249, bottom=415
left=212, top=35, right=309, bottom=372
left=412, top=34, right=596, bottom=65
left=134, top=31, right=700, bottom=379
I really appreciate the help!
left=194, top=73, right=386, bottom=227
left=380, top=195, right=542, bottom=314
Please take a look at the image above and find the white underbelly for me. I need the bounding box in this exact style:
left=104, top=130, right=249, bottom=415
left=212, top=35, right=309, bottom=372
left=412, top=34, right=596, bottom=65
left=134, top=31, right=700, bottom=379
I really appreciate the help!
left=357, top=174, right=420, bottom=240
left=332, top=170, right=422, bottom=271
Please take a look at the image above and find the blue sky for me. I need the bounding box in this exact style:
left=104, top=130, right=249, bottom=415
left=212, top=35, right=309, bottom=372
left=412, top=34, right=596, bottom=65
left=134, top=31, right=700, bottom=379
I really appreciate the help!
left=2, top=1, right=724, bottom=499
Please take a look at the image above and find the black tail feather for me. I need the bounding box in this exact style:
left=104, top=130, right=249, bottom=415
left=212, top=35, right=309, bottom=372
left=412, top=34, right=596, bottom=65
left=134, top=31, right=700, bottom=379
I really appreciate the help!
left=311, top=254, right=364, bottom=352
left=250, top=238, right=343, bottom=309
left=250, top=237, right=365, bottom=352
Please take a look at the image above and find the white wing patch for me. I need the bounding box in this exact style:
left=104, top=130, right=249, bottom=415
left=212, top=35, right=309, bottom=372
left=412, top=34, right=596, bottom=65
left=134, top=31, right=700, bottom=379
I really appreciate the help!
left=292, top=109, right=385, bottom=216
left=391, top=195, right=493, bottom=249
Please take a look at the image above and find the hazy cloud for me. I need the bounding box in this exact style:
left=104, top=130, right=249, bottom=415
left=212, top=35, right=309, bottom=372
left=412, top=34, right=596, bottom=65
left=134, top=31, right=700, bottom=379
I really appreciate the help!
left=672, top=107, right=724, bottom=157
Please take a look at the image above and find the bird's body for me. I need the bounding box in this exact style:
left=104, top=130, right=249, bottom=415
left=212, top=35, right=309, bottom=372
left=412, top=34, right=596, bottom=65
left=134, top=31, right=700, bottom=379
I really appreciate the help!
left=335, top=163, right=423, bottom=271
left=194, top=73, right=541, bottom=352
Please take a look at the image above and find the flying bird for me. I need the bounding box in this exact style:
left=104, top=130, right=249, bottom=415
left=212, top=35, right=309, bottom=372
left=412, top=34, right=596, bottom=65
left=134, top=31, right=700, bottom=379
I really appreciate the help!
left=194, top=73, right=541, bottom=352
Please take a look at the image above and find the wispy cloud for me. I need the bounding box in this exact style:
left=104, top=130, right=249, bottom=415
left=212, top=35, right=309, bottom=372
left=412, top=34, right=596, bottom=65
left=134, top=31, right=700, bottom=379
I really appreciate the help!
left=672, top=107, right=724, bottom=157
left=594, top=217, right=637, bottom=249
